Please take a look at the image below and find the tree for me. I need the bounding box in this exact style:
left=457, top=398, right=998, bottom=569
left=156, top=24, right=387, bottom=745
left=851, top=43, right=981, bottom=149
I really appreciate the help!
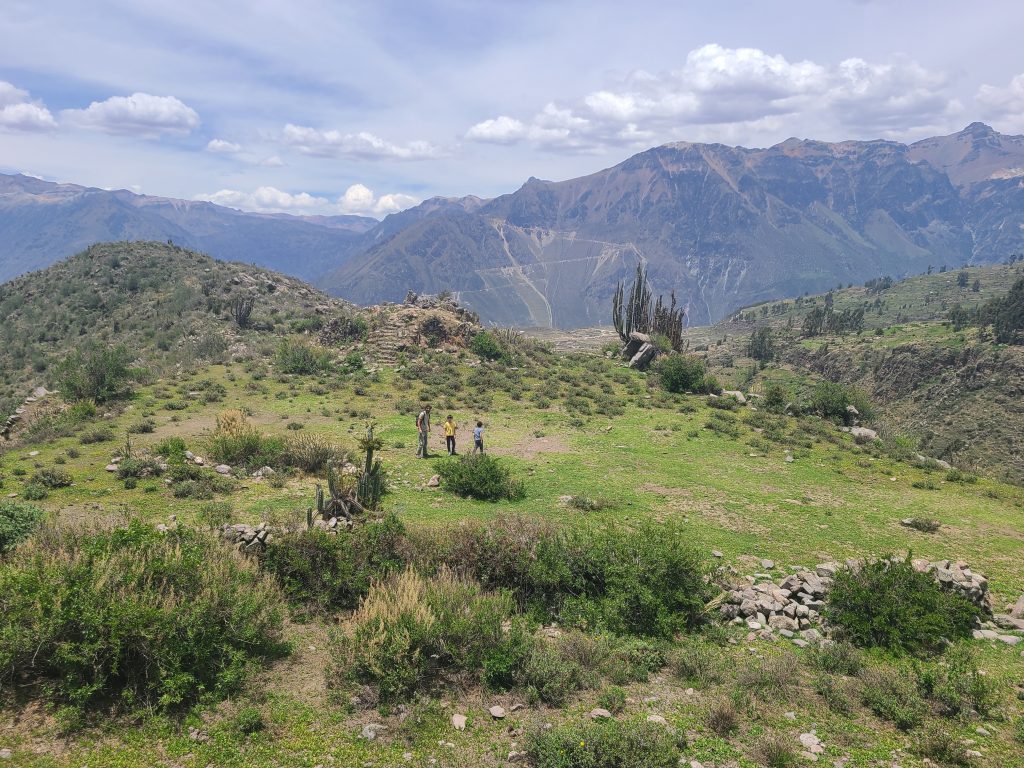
left=53, top=343, right=135, bottom=403
left=957, top=270, right=969, bottom=288
left=971, top=278, right=981, bottom=293
left=747, top=327, right=776, bottom=362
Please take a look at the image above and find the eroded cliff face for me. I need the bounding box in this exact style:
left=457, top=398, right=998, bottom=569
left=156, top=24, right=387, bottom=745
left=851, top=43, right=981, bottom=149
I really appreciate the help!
left=790, top=341, right=1024, bottom=484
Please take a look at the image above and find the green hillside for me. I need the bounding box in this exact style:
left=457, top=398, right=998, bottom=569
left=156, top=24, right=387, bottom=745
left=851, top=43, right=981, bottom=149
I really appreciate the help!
left=1, top=244, right=1022, bottom=768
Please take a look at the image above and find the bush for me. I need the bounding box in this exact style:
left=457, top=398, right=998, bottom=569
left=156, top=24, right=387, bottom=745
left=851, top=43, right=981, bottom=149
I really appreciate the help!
left=116, top=457, right=162, bottom=480
left=53, top=342, right=135, bottom=403
left=29, top=468, right=73, bottom=489
left=282, top=433, right=346, bottom=473
left=21, top=484, right=48, bottom=501
left=825, top=558, right=982, bottom=656
left=763, top=383, right=789, bottom=414
left=436, top=454, right=525, bottom=501
left=811, top=381, right=874, bottom=423
left=527, top=718, right=680, bottom=768
left=275, top=339, right=332, bottom=375
left=814, top=674, right=854, bottom=714
left=808, top=640, right=863, bottom=676
left=259, top=515, right=406, bottom=614
left=518, top=640, right=590, bottom=706
left=597, top=685, right=627, bottom=715
left=859, top=665, right=927, bottom=730
left=756, top=732, right=798, bottom=768
left=913, top=722, right=968, bottom=766
left=470, top=331, right=506, bottom=361
left=79, top=426, right=115, bottom=444
left=921, top=646, right=1000, bottom=718
left=657, top=354, right=712, bottom=394
left=154, top=436, right=188, bottom=461
left=738, top=653, right=798, bottom=698
left=0, top=501, right=44, bottom=553
left=208, top=410, right=284, bottom=469
left=0, top=522, right=286, bottom=719
left=337, top=568, right=521, bottom=703
left=705, top=697, right=740, bottom=735
left=668, top=639, right=722, bottom=686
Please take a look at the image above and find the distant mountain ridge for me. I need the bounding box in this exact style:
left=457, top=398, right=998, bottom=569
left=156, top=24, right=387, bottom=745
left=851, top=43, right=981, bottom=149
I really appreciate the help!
left=320, top=123, right=1024, bottom=327
left=3, top=123, right=1024, bottom=328
left=0, top=174, right=377, bottom=283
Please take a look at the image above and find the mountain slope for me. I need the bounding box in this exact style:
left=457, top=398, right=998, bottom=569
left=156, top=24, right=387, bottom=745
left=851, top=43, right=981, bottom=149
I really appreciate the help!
left=321, top=124, right=1024, bottom=328
left=0, top=174, right=376, bottom=283
left=0, top=241, right=350, bottom=421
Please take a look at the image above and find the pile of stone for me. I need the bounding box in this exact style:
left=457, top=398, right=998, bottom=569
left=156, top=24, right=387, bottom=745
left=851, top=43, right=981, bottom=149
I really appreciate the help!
left=720, top=564, right=835, bottom=646
left=721, top=558, right=997, bottom=645
left=913, top=558, right=991, bottom=613
left=220, top=522, right=273, bottom=550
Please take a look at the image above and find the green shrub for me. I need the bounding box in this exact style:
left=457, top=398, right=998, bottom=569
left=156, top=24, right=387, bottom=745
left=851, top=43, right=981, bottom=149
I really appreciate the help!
left=597, top=685, right=627, bottom=715
left=920, top=646, right=1000, bottom=718
left=825, top=558, right=982, bottom=656
left=808, top=640, right=863, bottom=676
left=668, top=639, right=722, bottom=686
left=657, top=354, right=712, bottom=394
left=21, top=484, right=48, bottom=501
left=0, top=501, right=44, bottom=553
left=763, top=383, right=789, bottom=413
left=337, top=568, right=520, bottom=703
left=275, top=339, right=332, bottom=375
left=196, top=502, right=233, bottom=530
left=0, top=522, right=286, bottom=719
left=29, top=468, right=73, bottom=489
left=527, top=718, right=680, bottom=768
left=814, top=674, right=854, bottom=714
left=811, top=381, right=874, bottom=423
left=208, top=411, right=285, bottom=469
left=127, top=419, right=155, bottom=434
left=53, top=342, right=135, bottom=403
left=945, top=468, right=978, bottom=484
left=232, top=706, right=265, bottom=736
left=436, top=454, right=525, bottom=501
left=79, top=426, right=115, bottom=444
left=116, top=457, right=162, bottom=480
left=858, top=666, right=927, bottom=730
left=282, top=433, right=346, bottom=473
left=470, top=331, right=506, bottom=362
left=259, top=515, right=406, bottom=615
left=738, top=653, right=798, bottom=698
left=913, top=721, right=968, bottom=766
left=518, top=640, right=590, bottom=706
left=154, top=436, right=188, bottom=461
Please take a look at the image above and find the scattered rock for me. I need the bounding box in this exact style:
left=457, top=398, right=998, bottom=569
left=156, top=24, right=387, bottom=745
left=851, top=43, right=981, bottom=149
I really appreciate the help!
left=489, top=705, right=506, bottom=719
left=215, top=464, right=231, bottom=475
left=761, top=559, right=775, bottom=570
left=451, top=714, right=467, bottom=731
left=849, top=426, right=878, bottom=442
left=976, top=726, right=990, bottom=737
left=589, top=708, right=613, bottom=720
left=507, top=751, right=528, bottom=763
left=361, top=723, right=387, bottom=740
left=427, top=475, right=440, bottom=488
left=0, top=749, right=10, bottom=761
left=105, top=464, right=118, bottom=472
left=646, top=714, right=668, bottom=725
left=28, top=450, right=39, bottom=457
left=711, top=550, right=723, bottom=558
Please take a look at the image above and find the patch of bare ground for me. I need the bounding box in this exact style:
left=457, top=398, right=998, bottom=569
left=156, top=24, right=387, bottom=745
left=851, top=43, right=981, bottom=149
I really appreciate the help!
left=262, top=619, right=333, bottom=707
left=495, top=434, right=570, bottom=460
left=641, top=483, right=769, bottom=535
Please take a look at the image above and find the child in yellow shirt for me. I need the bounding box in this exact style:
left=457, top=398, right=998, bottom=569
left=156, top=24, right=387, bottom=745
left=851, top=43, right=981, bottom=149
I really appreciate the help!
left=444, top=415, right=457, bottom=455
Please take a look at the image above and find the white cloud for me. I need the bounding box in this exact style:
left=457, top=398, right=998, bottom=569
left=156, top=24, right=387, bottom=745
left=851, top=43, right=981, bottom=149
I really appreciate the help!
left=63, top=92, right=199, bottom=137
left=337, top=183, right=419, bottom=215
left=195, top=183, right=418, bottom=217
left=0, top=80, right=57, bottom=132
left=206, top=138, right=241, bottom=153
left=977, top=73, right=1024, bottom=131
left=465, top=44, right=957, bottom=150
left=258, top=155, right=285, bottom=167
left=282, top=123, right=437, bottom=159
left=466, top=115, right=527, bottom=144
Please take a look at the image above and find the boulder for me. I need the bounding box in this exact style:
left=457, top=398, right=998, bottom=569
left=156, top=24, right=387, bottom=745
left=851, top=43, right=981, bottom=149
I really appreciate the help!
left=849, top=426, right=878, bottom=442
left=489, top=705, right=506, bottom=719
left=215, top=464, right=231, bottom=475
left=451, top=714, right=467, bottom=731
left=589, top=708, right=613, bottom=720
left=722, top=390, right=747, bottom=404
left=427, top=475, right=440, bottom=488
left=361, top=723, right=386, bottom=741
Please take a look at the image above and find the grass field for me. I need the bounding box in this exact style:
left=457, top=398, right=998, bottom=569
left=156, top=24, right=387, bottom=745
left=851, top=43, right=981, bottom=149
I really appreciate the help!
left=3, top=346, right=1023, bottom=768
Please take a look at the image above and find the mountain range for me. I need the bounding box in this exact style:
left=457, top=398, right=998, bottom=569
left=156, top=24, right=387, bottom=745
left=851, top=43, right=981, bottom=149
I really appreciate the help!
left=3, top=122, right=1024, bottom=327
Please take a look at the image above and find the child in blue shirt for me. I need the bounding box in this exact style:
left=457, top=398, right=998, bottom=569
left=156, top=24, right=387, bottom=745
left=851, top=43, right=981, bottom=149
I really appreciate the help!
left=473, top=421, right=484, bottom=453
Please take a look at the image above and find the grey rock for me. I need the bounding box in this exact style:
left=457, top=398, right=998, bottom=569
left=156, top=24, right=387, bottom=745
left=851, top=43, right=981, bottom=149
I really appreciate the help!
left=589, top=708, right=613, bottom=719
left=361, top=723, right=387, bottom=740
left=489, top=705, right=506, bottom=719
left=451, top=713, right=467, bottom=731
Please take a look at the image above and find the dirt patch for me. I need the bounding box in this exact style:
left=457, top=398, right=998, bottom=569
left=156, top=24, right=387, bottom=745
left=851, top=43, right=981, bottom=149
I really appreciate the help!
left=496, top=434, right=570, bottom=460
left=641, top=482, right=768, bottom=534
left=263, top=619, right=334, bottom=707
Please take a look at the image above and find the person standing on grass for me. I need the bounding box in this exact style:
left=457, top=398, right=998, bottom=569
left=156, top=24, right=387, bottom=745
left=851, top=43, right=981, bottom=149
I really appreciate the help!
left=416, top=404, right=432, bottom=458
left=473, top=421, right=484, bottom=453
left=444, top=414, right=457, bottom=455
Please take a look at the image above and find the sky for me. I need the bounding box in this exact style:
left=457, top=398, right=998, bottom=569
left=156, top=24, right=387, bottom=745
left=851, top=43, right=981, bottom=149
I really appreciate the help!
left=2, top=0, right=1024, bottom=218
